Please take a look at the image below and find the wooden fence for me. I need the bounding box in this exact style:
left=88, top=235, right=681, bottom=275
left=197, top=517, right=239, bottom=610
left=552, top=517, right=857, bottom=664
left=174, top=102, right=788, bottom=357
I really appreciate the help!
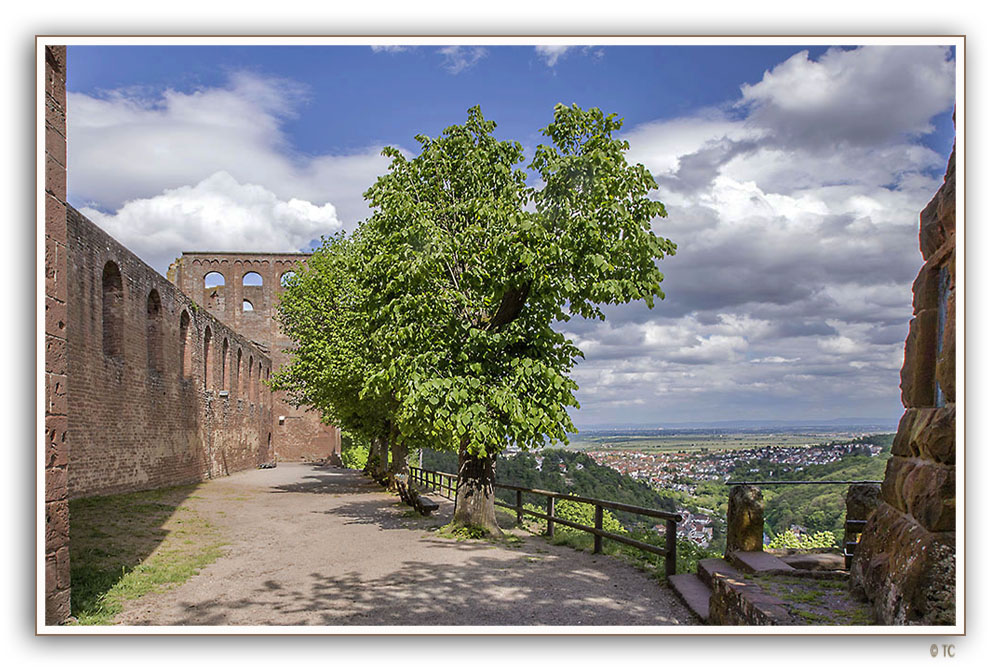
left=408, top=465, right=682, bottom=576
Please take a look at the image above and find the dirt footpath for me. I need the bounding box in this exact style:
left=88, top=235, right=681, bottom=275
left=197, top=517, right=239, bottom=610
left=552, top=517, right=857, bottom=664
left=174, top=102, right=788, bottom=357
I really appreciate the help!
left=116, top=463, right=697, bottom=627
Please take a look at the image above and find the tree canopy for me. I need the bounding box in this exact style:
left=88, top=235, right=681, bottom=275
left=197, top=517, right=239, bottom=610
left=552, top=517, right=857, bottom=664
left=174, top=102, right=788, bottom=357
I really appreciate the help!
left=274, top=104, right=675, bottom=532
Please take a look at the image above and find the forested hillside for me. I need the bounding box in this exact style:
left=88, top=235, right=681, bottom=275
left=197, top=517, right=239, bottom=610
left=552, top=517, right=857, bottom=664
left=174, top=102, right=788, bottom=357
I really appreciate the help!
left=420, top=448, right=676, bottom=529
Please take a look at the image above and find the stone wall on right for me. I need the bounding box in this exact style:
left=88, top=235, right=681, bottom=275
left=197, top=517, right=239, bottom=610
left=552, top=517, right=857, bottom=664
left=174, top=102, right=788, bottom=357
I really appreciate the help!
left=850, top=143, right=957, bottom=625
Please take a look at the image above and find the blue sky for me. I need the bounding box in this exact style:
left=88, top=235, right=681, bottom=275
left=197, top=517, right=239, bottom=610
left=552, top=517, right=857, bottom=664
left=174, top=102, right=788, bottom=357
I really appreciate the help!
left=64, top=42, right=957, bottom=426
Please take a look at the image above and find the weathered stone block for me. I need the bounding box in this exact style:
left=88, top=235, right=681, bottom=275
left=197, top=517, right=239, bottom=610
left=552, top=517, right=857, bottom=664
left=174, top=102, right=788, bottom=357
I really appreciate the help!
left=45, top=416, right=68, bottom=467
left=911, top=263, right=939, bottom=314
left=919, top=192, right=945, bottom=260
left=850, top=502, right=955, bottom=625
left=890, top=409, right=918, bottom=457
left=911, top=406, right=955, bottom=465
left=45, top=193, right=67, bottom=245
left=46, top=466, right=68, bottom=502
left=45, top=552, right=57, bottom=595
left=708, top=571, right=793, bottom=625
left=45, top=295, right=66, bottom=336
left=902, top=463, right=955, bottom=533
left=900, top=310, right=938, bottom=408
left=46, top=153, right=66, bottom=201
left=45, top=116, right=66, bottom=166
left=46, top=372, right=67, bottom=416
left=726, top=485, right=764, bottom=555
left=45, top=589, right=71, bottom=627
left=45, top=335, right=66, bottom=375
left=937, top=292, right=955, bottom=404
left=55, top=546, right=71, bottom=590
left=845, top=483, right=880, bottom=523
left=880, top=456, right=915, bottom=513
left=45, top=499, right=69, bottom=544
left=45, top=236, right=67, bottom=303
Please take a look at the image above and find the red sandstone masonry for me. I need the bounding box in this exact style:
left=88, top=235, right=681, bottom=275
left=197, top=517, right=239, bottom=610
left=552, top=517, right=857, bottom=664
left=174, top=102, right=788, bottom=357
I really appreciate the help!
left=850, top=142, right=957, bottom=625
left=66, top=208, right=274, bottom=498
left=43, top=44, right=71, bottom=625
left=168, top=253, right=340, bottom=462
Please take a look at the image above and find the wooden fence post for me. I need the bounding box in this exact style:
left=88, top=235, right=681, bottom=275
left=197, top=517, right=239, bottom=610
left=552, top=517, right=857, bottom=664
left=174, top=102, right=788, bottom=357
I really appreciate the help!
left=665, top=520, right=677, bottom=576
left=546, top=497, right=555, bottom=537
left=516, top=490, right=523, bottom=525
left=594, top=505, right=604, bottom=554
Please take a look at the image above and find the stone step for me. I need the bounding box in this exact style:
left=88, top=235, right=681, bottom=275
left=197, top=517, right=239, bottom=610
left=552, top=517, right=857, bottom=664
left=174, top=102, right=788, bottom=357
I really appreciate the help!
left=667, top=573, right=711, bottom=623
left=697, top=557, right=741, bottom=586
left=730, top=550, right=797, bottom=574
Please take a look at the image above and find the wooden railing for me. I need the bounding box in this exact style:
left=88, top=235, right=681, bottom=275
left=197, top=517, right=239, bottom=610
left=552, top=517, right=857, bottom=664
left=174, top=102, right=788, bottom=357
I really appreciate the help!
left=408, top=465, right=682, bottom=576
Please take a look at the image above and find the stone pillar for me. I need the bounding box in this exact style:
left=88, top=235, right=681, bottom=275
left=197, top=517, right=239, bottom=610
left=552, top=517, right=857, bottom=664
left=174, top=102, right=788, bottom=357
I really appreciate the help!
left=844, top=483, right=879, bottom=560
left=850, top=141, right=957, bottom=625
left=726, top=485, right=764, bottom=556
left=44, top=44, right=71, bottom=625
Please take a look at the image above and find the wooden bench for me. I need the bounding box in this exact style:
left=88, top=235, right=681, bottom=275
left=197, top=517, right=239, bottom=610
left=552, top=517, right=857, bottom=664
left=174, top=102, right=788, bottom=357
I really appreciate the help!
left=392, top=474, right=438, bottom=516
left=414, top=495, right=439, bottom=516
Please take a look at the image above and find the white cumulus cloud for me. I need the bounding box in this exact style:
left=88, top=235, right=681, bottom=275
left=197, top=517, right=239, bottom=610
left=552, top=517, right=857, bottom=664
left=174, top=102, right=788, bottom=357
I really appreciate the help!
left=68, top=71, right=397, bottom=238
left=78, top=171, right=341, bottom=274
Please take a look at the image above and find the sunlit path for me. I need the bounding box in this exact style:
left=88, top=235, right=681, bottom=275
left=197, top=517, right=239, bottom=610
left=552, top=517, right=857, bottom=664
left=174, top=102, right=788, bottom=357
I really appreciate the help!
left=116, top=463, right=696, bottom=626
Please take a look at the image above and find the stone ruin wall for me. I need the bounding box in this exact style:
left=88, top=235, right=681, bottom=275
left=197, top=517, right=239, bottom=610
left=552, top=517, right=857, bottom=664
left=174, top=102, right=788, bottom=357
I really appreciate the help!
left=850, top=143, right=957, bottom=625
left=168, top=253, right=341, bottom=463
left=65, top=209, right=276, bottom=498
left=44, top=44, right=71, bottom=625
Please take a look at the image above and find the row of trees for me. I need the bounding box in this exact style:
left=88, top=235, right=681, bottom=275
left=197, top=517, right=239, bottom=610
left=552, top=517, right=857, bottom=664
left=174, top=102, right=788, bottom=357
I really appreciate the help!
left=272, top=104, right=674, bottom=535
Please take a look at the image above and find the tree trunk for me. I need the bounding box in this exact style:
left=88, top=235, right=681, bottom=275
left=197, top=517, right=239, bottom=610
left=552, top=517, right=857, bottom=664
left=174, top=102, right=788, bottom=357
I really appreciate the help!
left=363, top=439, right=378, bottom=477
left=376, top=436, right=390, bottom=484
left=389, top=429, right=407, bottom=478
left=451, top=438, right=502, bottom=537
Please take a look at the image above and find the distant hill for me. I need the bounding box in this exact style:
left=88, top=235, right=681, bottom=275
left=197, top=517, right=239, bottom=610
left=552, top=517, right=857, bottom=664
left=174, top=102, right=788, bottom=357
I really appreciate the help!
left=420, top=448, right=675, bottom=529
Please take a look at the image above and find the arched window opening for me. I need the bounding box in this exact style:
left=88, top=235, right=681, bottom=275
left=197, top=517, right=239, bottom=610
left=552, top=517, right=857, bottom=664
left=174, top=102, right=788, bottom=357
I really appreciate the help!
left=236, top=348, right=243, bottom=397
left=243, top=299, right=254, bottom=311
left=248, top=356, right=255, bottom=402
left=280, top=271, right=297, bottom=288
left=102, top=261, right=124, bottom=359
left=203, top=327, right=213, bottom=389
left=204, top=271, right=226, bottom=315
left=204, top=272, right=226, bottom=288
left=242, top=271, right=263, bottom=286
left=179, top=310, right=193, bottom=379
left=258, top=362, right=264, bottom=402
left=146, top=290, right=163, bottom=372
left=221, top=338, right=230, bottom=391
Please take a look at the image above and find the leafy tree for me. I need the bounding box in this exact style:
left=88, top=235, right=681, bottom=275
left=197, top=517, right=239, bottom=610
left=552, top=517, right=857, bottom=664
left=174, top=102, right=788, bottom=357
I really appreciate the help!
left=356, top=105, right=673, bottom=535
left=270, top=232, right=402, bottom=480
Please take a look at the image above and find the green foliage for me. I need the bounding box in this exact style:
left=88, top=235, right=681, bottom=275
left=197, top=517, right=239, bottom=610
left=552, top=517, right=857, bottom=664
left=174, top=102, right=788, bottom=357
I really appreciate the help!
left=277, top=104, right=673, bottom=478
left=340, top=445, right=368, bottom=470
left=761, top=449, right=890, bottom=542
left=768, top=529, right=837, bottom=550
left=554, top=498, right=626, bottom=534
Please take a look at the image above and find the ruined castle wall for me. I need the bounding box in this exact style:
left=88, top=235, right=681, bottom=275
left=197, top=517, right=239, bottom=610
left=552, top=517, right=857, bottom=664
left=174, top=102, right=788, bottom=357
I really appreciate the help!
left=850, top=145, right=957, bottom=625
left=43, top=44, right=71, bottom=625
left=169, top=253, right=340, bottom=462
left=66, top=210, right=274, bottom=498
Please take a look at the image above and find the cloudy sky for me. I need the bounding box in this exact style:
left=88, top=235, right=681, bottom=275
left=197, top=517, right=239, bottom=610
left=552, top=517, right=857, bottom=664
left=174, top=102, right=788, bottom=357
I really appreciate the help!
left=65, top=42, right=956, bottom=427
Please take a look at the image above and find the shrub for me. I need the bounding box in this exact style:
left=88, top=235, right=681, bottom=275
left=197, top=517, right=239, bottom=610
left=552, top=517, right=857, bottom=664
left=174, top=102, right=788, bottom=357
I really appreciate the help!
left=768, top=529, right=837, bottom=550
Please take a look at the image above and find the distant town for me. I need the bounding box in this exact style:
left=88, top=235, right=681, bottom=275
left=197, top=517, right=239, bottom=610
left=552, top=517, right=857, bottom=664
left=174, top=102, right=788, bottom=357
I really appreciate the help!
left=585, top=441, right=885, bottom=547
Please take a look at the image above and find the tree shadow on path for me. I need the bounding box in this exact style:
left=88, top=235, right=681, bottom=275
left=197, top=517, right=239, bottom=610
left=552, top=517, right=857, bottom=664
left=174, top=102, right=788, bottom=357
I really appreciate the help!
left=158, top=544, right=693, bottom=626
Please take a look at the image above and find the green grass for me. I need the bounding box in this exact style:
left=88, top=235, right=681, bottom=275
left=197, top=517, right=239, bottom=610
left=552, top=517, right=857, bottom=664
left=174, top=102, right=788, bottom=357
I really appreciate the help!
left=68, top=484, right=226, bottom=625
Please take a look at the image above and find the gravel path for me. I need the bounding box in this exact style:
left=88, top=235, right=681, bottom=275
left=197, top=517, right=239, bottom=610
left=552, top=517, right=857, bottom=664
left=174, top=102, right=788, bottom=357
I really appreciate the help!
left=116, top=463, right=697, bottom=627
